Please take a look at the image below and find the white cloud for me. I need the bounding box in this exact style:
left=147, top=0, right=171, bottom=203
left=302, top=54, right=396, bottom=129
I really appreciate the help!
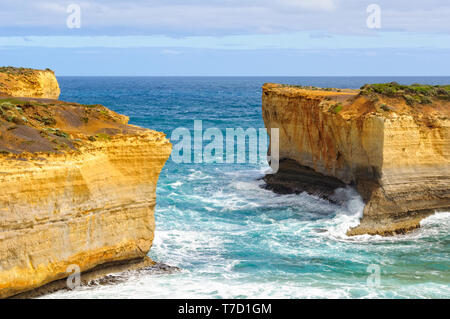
left=0, top=0, right=449, bottom=35
left=1, top=32, right=449, bottom=50
left=161, top=49, right=182, bottom=55
left=33, top=1, right=66, bottom=13
left=279, top=0, right=336, bottom=11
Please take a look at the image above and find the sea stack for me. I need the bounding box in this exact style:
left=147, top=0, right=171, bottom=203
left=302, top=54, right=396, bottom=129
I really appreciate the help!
left=262, top=83, right=450, bottom=236
left=0, top=67, right=172, bottom=298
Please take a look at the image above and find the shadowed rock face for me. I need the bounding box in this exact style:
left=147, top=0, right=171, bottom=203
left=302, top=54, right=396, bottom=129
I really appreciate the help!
left=262, top=83, right=450, bottom=236
left=0, top=71, right=172, bottom=298
left=263, top=159, right=346, bottom=204
left=0, top=67, right=60, bottom=99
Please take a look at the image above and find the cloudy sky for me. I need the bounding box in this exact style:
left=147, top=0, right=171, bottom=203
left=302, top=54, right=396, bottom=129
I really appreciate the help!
left=1, top=0, right=449, bottom=75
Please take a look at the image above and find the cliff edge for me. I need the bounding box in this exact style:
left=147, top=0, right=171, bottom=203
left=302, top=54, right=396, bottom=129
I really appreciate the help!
left=0, top=69, right=172, bottom=298
left=0, top=67, right=60, bottom=99
left=262, top=82, right=450, bottom=236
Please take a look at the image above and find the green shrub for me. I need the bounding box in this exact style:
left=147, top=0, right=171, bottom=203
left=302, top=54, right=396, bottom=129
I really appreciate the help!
left=21, top=102, right=33, bottom=109
left=34, top=115, right=56, bottom=126
left=99, top=109, right=109, bottom=116
left=380, top=104, right=392, bottom=111
left=360, top=82, right=450, bottom=104
left=419, top=95, right=433, bottom=104
left=42, top=117, right=56, bottom=126
left=0, top=66, right=36, bottom=75
left=47, top=128, right=69, bottom=139
left=12, top=116, right=25, bottom=125
left=332, top=103, right=343, bottom=113
left=96, top=133, right=111, bottom=141
left=55, top=131, right=69, bottom=139
left=403, top=94, right=418, bottom=106
left=0, top=102, right=15, bottom=110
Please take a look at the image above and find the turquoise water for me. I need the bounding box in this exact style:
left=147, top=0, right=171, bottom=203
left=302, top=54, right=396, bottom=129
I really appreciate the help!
left=48, top=77, right=449, bottom=298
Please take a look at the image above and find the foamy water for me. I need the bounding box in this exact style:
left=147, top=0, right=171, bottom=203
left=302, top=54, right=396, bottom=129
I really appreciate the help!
left=45, top=166, right=450, bottom=299
left=45, top=76, right=450, bottom=299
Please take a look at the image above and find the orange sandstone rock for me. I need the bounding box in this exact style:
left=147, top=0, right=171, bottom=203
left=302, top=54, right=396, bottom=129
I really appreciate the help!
left=262, top=83, right=450, bottom=236
left=0, top=67, right=60, bottom=99
left=0, top=71, right=171, bottom=298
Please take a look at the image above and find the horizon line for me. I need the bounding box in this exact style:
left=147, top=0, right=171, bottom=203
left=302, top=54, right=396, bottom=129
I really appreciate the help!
left=55, top=75, right=450, bottom=77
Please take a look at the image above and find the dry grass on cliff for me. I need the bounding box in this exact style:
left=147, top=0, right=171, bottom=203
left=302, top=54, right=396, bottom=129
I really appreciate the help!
left=0, top=97, right=143, bottom=155
left=0, top=66, right=54, bottom=76
left=263, top=82, right=449, bottom=122
left=360, top=82, right=450, bottom=105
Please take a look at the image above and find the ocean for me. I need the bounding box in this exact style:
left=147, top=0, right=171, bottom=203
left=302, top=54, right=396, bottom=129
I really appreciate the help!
left=46, top=76, right=450, bottom=298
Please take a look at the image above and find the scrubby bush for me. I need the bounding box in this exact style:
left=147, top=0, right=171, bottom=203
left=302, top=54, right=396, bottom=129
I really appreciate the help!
left=360, top=82, right=450, bottom=105
left=332, top=103, right=343, bottom=113
left=380, top=104, right=392, bottom=111
left=46, top=128, right=69, bottom=139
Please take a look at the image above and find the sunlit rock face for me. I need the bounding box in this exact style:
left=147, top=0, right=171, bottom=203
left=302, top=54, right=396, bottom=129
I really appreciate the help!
left=262, top=83, right=450, bottom=236
left=0, top=69, right=172, bottom=298
left=0, top=67, right=60, bottom=99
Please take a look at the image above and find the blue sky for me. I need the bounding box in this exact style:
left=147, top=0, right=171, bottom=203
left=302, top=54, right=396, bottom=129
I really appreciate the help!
left=1, top=0, right=449, bottom=75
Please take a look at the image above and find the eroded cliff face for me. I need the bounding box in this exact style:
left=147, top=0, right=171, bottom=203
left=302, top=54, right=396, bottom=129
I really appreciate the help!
left=0, top=90, right=171, bottom=297
left=0, top=67, right=60, bottom=99
left=262, top=83, right=450, bottom=236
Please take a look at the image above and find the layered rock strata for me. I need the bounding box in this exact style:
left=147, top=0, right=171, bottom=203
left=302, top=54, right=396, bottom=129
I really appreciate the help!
left=0, top=71, right=171, bottom=298
left=0, top=67, right=60, bottom=99
left=262, top=83, right=450, bottom=236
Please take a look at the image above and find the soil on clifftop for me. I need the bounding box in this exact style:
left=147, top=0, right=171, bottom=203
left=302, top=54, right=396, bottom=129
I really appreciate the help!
left=267, top=82, right=450, bottom=120
left=0, top=97, right=147, bottom=156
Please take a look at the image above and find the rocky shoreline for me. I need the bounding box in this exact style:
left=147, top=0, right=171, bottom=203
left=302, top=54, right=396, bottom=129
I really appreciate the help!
left=11, top=257, right=180, bottom=299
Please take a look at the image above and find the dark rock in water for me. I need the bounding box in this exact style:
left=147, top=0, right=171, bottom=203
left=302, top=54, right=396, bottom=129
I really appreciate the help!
left=139, top=262, right=181, bottom=274
left=88, top=274, right=127, bottom=286
left=87, top=262, right=181, bottom=287
left=262, top=159, right=347, bottom=205
left=10, top=257, right=179, bottom=298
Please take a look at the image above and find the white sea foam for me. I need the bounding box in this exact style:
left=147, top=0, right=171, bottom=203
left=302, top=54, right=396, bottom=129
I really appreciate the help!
left=41, top=167, right=450, bottom=299
left=42, top=269, right=361, bottom=299
left=169, top=181, right=183, bottom=188
left=186, top=169, right=214, bottom=181
left=324, top=187, right=450, bottom=243
left=322, top=187, right=365, bottom=241
left=420, top=211, right=450, bottom=227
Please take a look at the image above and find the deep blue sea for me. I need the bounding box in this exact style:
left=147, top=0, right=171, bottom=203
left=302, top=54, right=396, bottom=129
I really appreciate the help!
left=48, top=77, right=449, bottom=298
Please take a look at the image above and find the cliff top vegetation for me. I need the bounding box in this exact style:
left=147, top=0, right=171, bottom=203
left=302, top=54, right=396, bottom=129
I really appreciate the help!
left=0, top=97, right=142, bottom=156
left=278, top=84, right=344, bottom=93
left=0, top=66, right=54, bottom=76
left=360, top=82, right=450, bottom=105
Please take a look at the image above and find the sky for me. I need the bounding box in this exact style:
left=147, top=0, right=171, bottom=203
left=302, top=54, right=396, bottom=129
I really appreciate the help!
left=0, top=0, right=449, bottom=76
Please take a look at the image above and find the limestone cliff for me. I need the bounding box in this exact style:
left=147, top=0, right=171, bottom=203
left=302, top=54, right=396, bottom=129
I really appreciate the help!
left=0, top=67, right=60, bottom=99
left=262, top=83, right=450, bottom=236
left=0, top=82, right=171, bottom=297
